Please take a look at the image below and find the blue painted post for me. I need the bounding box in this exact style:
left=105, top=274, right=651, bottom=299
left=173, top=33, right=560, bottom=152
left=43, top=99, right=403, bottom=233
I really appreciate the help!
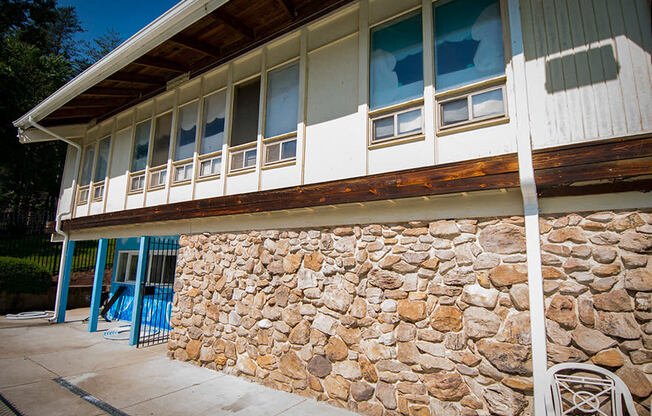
left=56, top=240, right=75, bottom=323
left=129, top=236, right=149, bottom=346
left=88, top=239, right=108, bottom=332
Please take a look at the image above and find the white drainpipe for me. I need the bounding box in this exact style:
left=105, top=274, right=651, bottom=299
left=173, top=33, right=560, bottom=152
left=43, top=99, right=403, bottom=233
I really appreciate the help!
left=21, top=117, right=82, bottom=324
left=507, top=0, right=547, bottom=414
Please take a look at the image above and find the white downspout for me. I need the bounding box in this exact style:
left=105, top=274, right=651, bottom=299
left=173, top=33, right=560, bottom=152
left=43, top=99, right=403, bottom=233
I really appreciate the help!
left=23, top=117, right=82, bottom=324
left=506, top=0, right=547, bottom=414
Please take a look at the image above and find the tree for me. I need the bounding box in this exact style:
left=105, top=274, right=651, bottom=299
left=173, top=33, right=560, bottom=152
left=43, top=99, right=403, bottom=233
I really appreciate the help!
left=74, top=27, right=122, bottom=72
left=0, top=0, right=82, bottom=215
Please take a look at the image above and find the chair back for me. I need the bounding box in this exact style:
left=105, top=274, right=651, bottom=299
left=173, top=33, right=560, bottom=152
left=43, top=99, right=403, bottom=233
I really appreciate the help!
left=545, top=363, right=639, bottom=416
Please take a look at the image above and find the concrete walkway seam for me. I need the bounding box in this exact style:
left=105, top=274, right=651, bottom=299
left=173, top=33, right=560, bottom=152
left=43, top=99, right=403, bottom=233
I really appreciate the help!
left=52, top=378, right=129, bottom=416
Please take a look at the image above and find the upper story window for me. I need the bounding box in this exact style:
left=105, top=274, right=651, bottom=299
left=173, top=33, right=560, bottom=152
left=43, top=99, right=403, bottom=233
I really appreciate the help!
left=369, top=11, right=424, bottom=144
left=434, top=0, right=507, bottom=131
left=173, top=101, right=198, bottom=183
left=92, top=137, right=110, bottom=201
left=198, top=90, right=226, bottom=178
left=230, top=78, right=260, bottom=172
left=129, top=120, right=151, bottom=192
left=149, top=112, right=173, bottom=189
left=264, top=62, right=299, bottom=165
left=77, top=145, right=95, bottom=204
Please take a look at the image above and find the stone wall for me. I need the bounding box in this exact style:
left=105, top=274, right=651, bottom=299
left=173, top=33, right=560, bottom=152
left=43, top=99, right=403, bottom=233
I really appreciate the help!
left=168, top=210, right=651, bottom=416
left=539, top=210, right=652, bottom=414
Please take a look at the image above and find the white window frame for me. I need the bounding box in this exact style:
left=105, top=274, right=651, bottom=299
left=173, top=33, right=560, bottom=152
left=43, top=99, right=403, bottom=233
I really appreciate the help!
left=228, top=142, right=257, bottom=174
left=368, top=100, right=425, bottom=146
left=146, top=250, right=177, bottom=285
left=91, top=182, right=105, bottom=201
left=115, top=250, right=139, bottom=284
left=129, top=172, right=146, bottom=193
left=263, top=133, right=297, bottom=166
left=435, top=80, right=508, bottom=134
left=148, top=166, right=167, bottom=190
left=172, top=160, right=194, bottom=184
left=198, top=152, right=222, bottom=179
left=77, top=186, right=90, bottom=205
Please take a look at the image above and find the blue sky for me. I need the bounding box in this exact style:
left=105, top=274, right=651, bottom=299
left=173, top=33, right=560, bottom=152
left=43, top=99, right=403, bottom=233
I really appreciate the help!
left=58, top=0, right=180, bottom=44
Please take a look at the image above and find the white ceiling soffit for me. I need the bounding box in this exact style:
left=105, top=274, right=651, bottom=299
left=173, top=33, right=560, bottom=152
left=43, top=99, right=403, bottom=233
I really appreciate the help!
left=13, top=0, right=230, bottom=130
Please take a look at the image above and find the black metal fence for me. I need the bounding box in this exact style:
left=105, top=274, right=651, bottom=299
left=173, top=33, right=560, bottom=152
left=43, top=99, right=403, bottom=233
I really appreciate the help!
left=137, top=237, right=178, bottom=348
left=0, top=210, right=115, bottom=276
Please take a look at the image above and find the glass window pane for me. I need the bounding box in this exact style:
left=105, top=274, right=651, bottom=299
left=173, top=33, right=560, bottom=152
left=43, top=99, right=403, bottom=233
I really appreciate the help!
left=397, top=109, right=422, bottom=135
left=201, top=91, right=226, bottom=155
left=116, top=253, right=128, bottom=282
left=93, top=138, right=110, bottom=182
left=281, top=139, right=297, bottom=160
left=175, top=102, right=198, bottom=161
left=231, top=152, right=244, bottom=170
left=127, top=254, right=138, bottom=281
left=131, top=120, right=150, bottom=172
left=435, top=0, right=505, bottom=91
left=231, top=79, right=260, bottom=147
left=80, top=146, right=94, bottom=186
left=266, top=143, right=280, bottom=163
left=151, top=113, right=172, bottom=167
left=200, top=160, right=211, bottom=176
left=442, top=98, right=469, bottom=125
left=244, top=149, right=257, bottom=167
left=370, top=12, right=424, bottom=110
left=472, top=88, right=504, bottom=118
left=373, top=116, right=394, bottom=140
left=265, top=63, right=299, bottom=138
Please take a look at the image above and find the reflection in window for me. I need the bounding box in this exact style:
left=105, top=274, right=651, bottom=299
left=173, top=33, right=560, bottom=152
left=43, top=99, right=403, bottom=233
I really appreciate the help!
left=201, top=91, right=225, bottom=155
left=175, top=102, right=197, bottom=161
left=131, top=120, right=151, bottom=172
left=265, top=63, right=299, bottom=138
left=231, top=79, right=260, bottom=147
left=435, top=0, right=505, bottom=91
left=93, top=137, right=110, bottom=182
left=151, top=113, right=172, bottom=167
left=80, top=146, right=95, bottom=186
left=441, top=99, right=469, bottom=125
left=472, top=88, right=504, bottom=118
left=370, top=12, right=423, bottom=110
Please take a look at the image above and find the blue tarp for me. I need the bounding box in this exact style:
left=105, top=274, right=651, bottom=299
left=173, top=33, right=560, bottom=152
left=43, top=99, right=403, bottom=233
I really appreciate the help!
left=106, top=284, right=173, bottom=330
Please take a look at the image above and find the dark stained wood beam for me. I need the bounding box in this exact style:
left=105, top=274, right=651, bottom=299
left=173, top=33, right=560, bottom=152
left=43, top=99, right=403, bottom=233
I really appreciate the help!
left=47, top=108, right=115, bottom=119
left=107, top=72, right=166, bottom=85
left=210, top=9, right=255, bottom=39
left=275, top=0, right=297, bottom=19
left=81, top=87, right=139, bottom=97
left=62, top=97, right=130, bottom=108
left=134, top=55, right=187, bottom=73
left=60, top=135, right=652, bottom=232
left=169, top=34, right=220, bottom=57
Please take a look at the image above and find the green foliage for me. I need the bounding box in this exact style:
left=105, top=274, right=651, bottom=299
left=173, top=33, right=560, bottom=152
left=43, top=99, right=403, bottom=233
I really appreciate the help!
left=0, top=256, right=52, bottom=294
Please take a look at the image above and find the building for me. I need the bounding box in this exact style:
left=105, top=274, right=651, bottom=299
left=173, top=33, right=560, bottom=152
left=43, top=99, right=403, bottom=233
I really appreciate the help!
left=13, top=0, right=652, bottom=414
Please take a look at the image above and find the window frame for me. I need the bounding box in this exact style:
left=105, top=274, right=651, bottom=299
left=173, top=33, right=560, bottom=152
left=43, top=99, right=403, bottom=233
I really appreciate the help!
left=435, top=77, right=509, bottom=134
left=263, top=133, right=297, bottom=167
left=368, top=98, right=425, bottom=147
left=148, top=165, right=168, bottom=190
left=228, top=142, right=257, bottom=174
left=172, top=160, right=194, bottom=184
left=115, top=250, right=139, bottom=284
left=77, top=185, right=90, bottom=205
left=128, top=119, right=152, bottom=194
left=197, top=152, right=222, bottom=180
left=146, top=250, right=177, bottom=285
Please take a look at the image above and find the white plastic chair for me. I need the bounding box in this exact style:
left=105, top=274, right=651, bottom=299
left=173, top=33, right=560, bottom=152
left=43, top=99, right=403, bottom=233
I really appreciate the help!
left=545, top=363, right=639, bottom=416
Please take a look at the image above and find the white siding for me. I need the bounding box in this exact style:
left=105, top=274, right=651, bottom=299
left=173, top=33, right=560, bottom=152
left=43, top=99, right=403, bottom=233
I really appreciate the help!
left=105, top=128, right=131, bottom=212
left=521, top=0, right=652, bottom=149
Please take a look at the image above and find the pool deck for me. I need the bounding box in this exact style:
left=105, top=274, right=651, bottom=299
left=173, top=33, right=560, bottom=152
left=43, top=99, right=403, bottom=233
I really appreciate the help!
left=0, top=308, right=357, bottom=416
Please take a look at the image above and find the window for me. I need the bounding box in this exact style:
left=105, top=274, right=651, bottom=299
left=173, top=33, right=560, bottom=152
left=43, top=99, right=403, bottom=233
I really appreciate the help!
left=77, top=187, right=89, bottom=205
left=200, top=91, right=226, bottom=155
left=370, top=12, right=423, bottom=110
left=175, top=102, right=197, bottom=161
left=434, top=0, right=505, bottom=91
left=147, top=252, right=176, bottom=285
left=92, top=183, right=104, bottom=201
left=199, top=156, right=221, bottom=178
left=265, top=63, right=299, bottom=138
left=151, top=113, right=172, bottom=168
left=174, top=162, right=193, bottom=182
left=149, top=167, right=167, bottom=188
left=131, top=120, right=151, bottom=172
left=231, top=78, right=260, bottom=148
left=371, top=106, right=424, bottom=143
left=265, top=137, right=297, bottom=165
left=93, top=137, right=110, bottom=182
left=80, top=146, right=95, bottom=187
left=115, top=251, right=139, bottom=283
left=439, top=86, right=505, bottom=128
left=433, top=0, right=507, bottom=131
left=230, top=148, right=257, bottom=171
left=368, top=11, right=424, bottom=144
left=130, top=174, right=145, bottom=192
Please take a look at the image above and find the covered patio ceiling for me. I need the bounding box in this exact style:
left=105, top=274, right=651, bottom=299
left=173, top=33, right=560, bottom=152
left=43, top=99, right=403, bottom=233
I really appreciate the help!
left=42, top=0, right=352, bottom=127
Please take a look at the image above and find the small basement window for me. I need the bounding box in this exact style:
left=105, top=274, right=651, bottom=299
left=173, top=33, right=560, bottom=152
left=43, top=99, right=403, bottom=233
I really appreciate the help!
left=115, top=251, right=139, bottom=283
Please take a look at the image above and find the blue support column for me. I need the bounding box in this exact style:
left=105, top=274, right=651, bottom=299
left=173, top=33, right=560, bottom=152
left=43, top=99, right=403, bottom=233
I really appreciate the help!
left=88, top=239, right=108, bottom=332
left=56, top=240, right=75, bottom=323
left=129, top=236, right=149, bottom=346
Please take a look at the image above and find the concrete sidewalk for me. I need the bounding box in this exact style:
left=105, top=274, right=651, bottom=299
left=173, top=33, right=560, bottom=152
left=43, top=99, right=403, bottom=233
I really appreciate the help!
left=0, top=308, right=357, bottom=416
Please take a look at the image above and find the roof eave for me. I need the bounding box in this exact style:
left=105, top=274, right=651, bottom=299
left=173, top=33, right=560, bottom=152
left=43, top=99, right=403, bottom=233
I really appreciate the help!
left=13, top=0, right=230, bottom=130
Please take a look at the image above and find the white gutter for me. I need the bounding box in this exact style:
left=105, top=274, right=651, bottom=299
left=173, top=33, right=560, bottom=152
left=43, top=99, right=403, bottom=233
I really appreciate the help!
left=19, top=118, right=82, bottom=323
left=507, top=0, right=547, bottom=414
left=13, top=0, right=230, bottom=129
